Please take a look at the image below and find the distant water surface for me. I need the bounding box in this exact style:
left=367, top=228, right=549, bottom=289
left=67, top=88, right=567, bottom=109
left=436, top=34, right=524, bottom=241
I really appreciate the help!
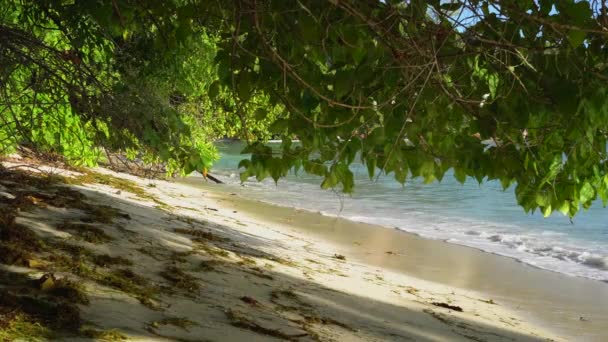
left=208, top=141, right=608, bottom=282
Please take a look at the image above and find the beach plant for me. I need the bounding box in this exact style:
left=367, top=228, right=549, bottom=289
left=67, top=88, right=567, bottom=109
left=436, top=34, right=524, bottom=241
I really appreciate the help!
left=1, top=1, right=608, bottom=216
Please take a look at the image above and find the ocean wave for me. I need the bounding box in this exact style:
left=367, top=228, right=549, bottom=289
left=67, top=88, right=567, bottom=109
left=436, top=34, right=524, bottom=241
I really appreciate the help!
left=194, top=166, right=608, bottom=282
left=477, top=232, right=608, bottom=273
left=580, top=254, right=608, bottom=271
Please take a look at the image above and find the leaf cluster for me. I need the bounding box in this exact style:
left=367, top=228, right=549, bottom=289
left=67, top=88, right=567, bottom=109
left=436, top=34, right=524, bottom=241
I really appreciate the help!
left=2, top=0, right=608, bottom=216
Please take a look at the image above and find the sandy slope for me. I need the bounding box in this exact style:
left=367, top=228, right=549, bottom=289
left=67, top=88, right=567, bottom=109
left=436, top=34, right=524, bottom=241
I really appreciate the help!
left=0, top=161, right=563, bottom=341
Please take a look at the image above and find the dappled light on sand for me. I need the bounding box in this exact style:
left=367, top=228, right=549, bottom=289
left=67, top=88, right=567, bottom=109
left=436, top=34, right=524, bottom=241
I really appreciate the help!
left=0, top=162, right=570, bottom=341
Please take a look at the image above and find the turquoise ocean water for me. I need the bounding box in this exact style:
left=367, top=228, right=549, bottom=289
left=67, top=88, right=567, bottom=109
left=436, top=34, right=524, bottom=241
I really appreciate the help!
left=209, top=141, right=608, bottom=282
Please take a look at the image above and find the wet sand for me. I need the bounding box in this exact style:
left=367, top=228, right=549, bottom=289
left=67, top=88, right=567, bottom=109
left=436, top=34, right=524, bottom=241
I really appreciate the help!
left=188, top=179, right=608, bottom=341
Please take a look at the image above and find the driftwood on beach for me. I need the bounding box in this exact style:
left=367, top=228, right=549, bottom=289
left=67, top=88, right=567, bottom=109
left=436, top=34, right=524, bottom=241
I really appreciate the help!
left=205, top=173, right=224, bottom=184
left=101, top=151, right=224, bottom=184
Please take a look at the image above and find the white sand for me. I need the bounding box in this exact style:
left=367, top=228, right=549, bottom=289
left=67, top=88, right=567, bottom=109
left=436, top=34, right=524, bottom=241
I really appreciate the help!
left=0, top=162, right=565, bottom=341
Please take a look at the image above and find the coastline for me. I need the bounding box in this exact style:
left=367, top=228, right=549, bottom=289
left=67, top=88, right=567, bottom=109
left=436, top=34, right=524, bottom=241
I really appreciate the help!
left=0, top=160, right=600, bottom=340
left=181, top=176, right=608, bottom=341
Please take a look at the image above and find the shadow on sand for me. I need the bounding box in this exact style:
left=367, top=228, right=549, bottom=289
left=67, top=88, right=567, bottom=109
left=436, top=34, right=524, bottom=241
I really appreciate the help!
left=0, top=169, right=553, bottom=341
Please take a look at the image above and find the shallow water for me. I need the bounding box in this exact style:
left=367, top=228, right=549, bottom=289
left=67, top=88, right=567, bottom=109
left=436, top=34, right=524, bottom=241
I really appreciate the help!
left=210, top=141, right=608, bottom=282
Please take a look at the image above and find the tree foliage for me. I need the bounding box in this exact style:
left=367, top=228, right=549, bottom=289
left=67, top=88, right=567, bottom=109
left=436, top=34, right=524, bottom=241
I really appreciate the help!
left=1, top=0, right=608, bottom=216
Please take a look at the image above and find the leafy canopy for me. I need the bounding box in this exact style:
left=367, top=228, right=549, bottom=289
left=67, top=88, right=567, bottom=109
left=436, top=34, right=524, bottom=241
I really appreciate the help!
left=1, top=0, right=608, bottom=217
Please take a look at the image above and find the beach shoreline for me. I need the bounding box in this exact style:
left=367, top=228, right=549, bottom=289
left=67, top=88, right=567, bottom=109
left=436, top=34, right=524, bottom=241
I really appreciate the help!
left=1, top=160, right=604, bottom=341
left=180, top=176, right=608, bottom=341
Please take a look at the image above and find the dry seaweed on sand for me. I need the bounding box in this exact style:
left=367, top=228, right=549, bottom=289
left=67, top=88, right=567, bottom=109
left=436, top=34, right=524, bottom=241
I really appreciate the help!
left=92, top=268, right=160, bottom=309
left=0, top=217, right=45, bottom=266
left=240, top=296, right=261, bottom=307
left=174, top=227, right=229, bottom=243
left=90, top=253, right=133, bottom=267
left=225, top=308, right=308, bottom=340
left=0, top=271, right=85, bottom=338
left=193, top=242, right=230, bottom=258
left=432, top=302, right=463, bottom=312
left=196, top=259, right=223, bottom=272
left=148, top=317, right=198, bottom=331
left=81, top=327, right=128, bottom=341
left=0, top=289, right=82, bottom=332
left=64, top=169, right=171, bottom=209
left=34, top=274, right=90, bottom=305
left=0, top=311, right=54, bottom=341
left=159, top=266, right=200, bottom=292
left=56, top=221, right=113, bottom=244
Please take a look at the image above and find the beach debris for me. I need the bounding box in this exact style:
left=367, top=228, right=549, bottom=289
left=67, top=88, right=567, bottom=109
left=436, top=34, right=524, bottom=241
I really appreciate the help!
left=0, top=290, right=83, bottom=331
left=240, top=296, right=261, bottom=307
left=481, top=299, right=497, bottom=305
left=36, top=273, right=57, bottom=291
left=82, top=328, right=128, bottom=340
left=423, top=309, right=451, bottom=325
left=195, top=242, right=230, bottom=257
left=136, top=246, right=164, bottom=260
left=197, top=259, right=223, bottom=272
left=237, top=256, right=257, bottom=266
left=269, top=289, right=357, bottom=335
left=225, top=308, right=308, bottom=340
left=175, top=227, right=213, bottom=240
left=333, top=254, right=346, bottom=261
left=56, top=221, right=113, bottom=244
left=43, top=277, right=90, bottom=305
left=432, top=302, right=463, bottom=312
left=246, top=267, right=274, bottom=280
left=159, top=265, right=200, bottom=292
left=91, top=253, right=133, bottom=267
left=148, top=317, right=198, bottom=331
left=266, top=255, right=297, bottom=267
left=0, top=215, right=45, bottom=266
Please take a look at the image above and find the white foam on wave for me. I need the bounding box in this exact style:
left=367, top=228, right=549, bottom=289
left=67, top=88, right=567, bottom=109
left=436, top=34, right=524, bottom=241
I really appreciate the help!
left=202, top=170, right=608, bottom=282
left=330, top=206, right=608, bottom=281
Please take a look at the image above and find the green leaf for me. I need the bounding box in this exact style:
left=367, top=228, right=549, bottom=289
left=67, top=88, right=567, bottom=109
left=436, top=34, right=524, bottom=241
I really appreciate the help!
left=334, top=70, right=352, bottom=98
left=267, top=157, right=283, bottom=183
left=366, top=158, right=376, bottom=179
left=488, top=73, right=498, bottom=99
left=440, top=3, right=462, bottom=12
left=237, top=72, right=252, bottom=101
left=254, top=108, right=266, bottom=120
left=238, top=159, right=251, bottom=169
left=240, top=171, right=250, bottom=182
left=579, top=182, right=595, bottom=204
left=568, top=30, right=586, bottom=48
left=394, top=166, right=407, bottom=184
left=340, top=166, right=355, bottom=193
left=557, top=201, right=570, bottom=216
left=321, top=172, right=338, bottom=189
left=454, top=167, right=466, bottom=184
left=304, top=160, right=326, bottom=176
left=563, top=1, right=592, bottom=25
left=542, top=205, right=552, bottom=217
left=500, top=177, right=512, bottom=190
left=535, top=192, right=550, bottom=207
left=208, top=81, right=220, bottom=99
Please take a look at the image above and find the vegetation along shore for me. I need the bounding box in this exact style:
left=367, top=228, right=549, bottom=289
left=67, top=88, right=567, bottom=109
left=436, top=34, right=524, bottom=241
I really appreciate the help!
left=2, top=0, right=608, bottom=340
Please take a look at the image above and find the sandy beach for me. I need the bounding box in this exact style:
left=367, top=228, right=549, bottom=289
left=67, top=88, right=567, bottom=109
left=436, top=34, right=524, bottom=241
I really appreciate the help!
left=1, top=160, right=605, bottom=341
